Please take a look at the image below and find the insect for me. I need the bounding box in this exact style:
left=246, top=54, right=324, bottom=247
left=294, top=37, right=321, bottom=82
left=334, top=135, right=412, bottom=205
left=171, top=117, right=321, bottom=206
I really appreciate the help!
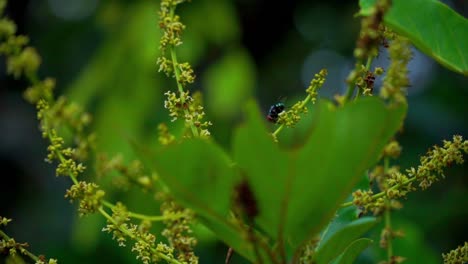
left=267, top=102, right=285, bottom=123
left=363, top=71, right=376, bottom=93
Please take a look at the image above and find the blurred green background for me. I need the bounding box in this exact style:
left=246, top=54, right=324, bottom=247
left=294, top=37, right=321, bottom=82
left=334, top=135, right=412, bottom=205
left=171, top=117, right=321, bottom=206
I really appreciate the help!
left=0, top=0, right=466, bottom=263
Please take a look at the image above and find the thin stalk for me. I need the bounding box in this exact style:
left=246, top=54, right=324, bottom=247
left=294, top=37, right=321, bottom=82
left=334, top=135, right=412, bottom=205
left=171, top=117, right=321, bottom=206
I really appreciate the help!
left=272, top=93, right=313, bottom=138
left=0, top=229, right=40, bottom=262
left=99, top=207, right=183, bottom=264
left=46, top=129, right=79, bottom=185
left=340, top=177, right=416, bottom=208
left=101, top=200, right=186, bottom=222
left=383, top=157, right=393, bottom=262
left=168, top=7, right=199, bottom=138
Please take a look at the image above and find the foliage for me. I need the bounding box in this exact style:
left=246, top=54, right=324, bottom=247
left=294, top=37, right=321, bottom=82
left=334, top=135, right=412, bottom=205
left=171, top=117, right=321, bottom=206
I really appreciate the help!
left=0, top=0, right=467, bottom=263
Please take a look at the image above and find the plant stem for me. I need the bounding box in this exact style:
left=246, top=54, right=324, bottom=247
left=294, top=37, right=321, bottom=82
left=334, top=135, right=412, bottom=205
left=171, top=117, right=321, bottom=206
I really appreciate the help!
left=385, top=204, right=393, bottom=260
left=340, top=177, right=416, bottom=208
left=101, top=200, right=186, bottom=222
left=272, top=93, right=313, bottom=138
left=46, top=129, right=79, bottom=185
left=168, top=6, right=199, bottom=138
left=99, top=207, right=183, bottom=264
left=345, top=55, right=374, bottom=102
left=0, top=229, right=40, bottom=262
left=383, top=157, right=393, bottom=261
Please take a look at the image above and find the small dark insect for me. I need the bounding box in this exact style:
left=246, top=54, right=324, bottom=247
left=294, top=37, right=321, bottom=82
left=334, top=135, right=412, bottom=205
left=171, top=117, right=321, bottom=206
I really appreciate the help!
left=267, top=102, right=285, bottom=123
left=364, top=71, right=376, bottom=93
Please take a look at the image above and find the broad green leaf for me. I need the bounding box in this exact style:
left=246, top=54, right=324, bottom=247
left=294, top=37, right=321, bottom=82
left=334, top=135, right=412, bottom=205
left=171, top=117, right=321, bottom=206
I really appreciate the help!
left=232, top=101, right=289, bottom=242
left=331, top=238, right=373, bottom=264
left=154, top=140, right=237, bottom=221
left=150, top=139, right=256, bottom=262
left=314, top=217, right=377, bottom=264
left=286, top=98, right=405, bottom=248
left=319, top=206, right=361, bottom=246
left=233, top=97, right=406, bottom=257
left=360, top=0, right=468, bottom=76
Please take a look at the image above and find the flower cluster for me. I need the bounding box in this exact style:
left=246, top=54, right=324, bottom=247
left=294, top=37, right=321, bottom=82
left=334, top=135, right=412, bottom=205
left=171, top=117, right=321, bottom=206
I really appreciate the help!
left=442, top=242, right=468, bottom=264
left=2, top=1, right=195, bottom=263
left=354, top=0, right=391, bottom=60
left=305, top=69, right=328, bottom=104
left=380, top=35, right=412, bottom=104
left=159, top=193, right=198, bottom=264
left=157, top=0, right=211, bottom=139
left=158, top=123, right=176, bottom=145
left=164, top=90, right=212, bottom=137
left=102, top=202, right=132, bottom=246
left=96, top=154, right=154, bottom=192
left=157, top=0, right=195, bottom=86
left=0, top=216, right=57, bottom=263
left=65, top=181, right=105, bottom=216
left=351, top=135, right=468, bottom=215
left=409, top=135, right=467, bottom=189
left=101, top=203, right=180, bottom=264
left=276, top=69, right=327, bottom=128
left=35, top=257, right=58, bottom=264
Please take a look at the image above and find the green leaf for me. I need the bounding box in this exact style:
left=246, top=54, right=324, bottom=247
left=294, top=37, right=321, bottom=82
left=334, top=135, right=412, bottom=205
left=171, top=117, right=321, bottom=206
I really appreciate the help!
left=319, top=206, right=361, bottom=245
left=331, top=238, right=373, bottom=264
left=150, top=139, right=256, bottom=262
left=233, top=97, right=406, bottom=256
left=154, top=140, right=236, bottom=220
left=360, top=0, right=468, bottom=76
left=314, top=217, right=377, bottom=264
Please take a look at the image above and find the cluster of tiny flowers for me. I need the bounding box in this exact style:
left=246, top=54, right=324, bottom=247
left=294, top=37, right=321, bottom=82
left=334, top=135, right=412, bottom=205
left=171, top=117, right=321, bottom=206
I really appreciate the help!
left=96, top=154, right=154, bottom=192
left=132, top=234, right=157, bottom=264
left=43, top=129, right=86, bottom=179
left=0, top=216, right=57, bottom=263
left=35, top=258, right=58, bottom=264
left=65, top=181, right=105, bottom=216
left=187, top=92, right=212, bottom=137
left=277, top=69, right=327, bottom=127
left=379, top=227, right=405, bottom=249
left=352, top=189, right=385, bottom=215
left=0, top=5, right=42, bottom=80
left=0, top=216, right=11, bottom=226
left=177, top=62, right=195, bottom=86
left=383, top=140, right=402, bottom=159
left=102, top=202, right=132, bottom=246
left=277, top=102, right=307, bottom=127
left=160, top=194, right=198, bottom=264
left=102, top=203, right=179, bottom=264
left=164, top=90, right=212, bottom=137
left=164, top=90, right=191, bottom=122
left=354, top=0, right=391, bottom=60
left=305, top=69, right=328, bottom=103
left=157, top=123, right=176, bottom=145
left=442, top=242, right=468, bottom=264
left=23, top=77, right=55, bottom=103
left=157, top=0, right=196, bottom=87
left=380, top=35, right=412, bottom=104
left=356, top=66, right=384, bottom=96
left=353, top=136, right=467, bottom=214
left=0, top=237, right=26, bottom=258
left=158, top=0, right=187, bottom=52
left=298, top=236, right=320, bottom=264
left=408, top=135, right=467, bottom=189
